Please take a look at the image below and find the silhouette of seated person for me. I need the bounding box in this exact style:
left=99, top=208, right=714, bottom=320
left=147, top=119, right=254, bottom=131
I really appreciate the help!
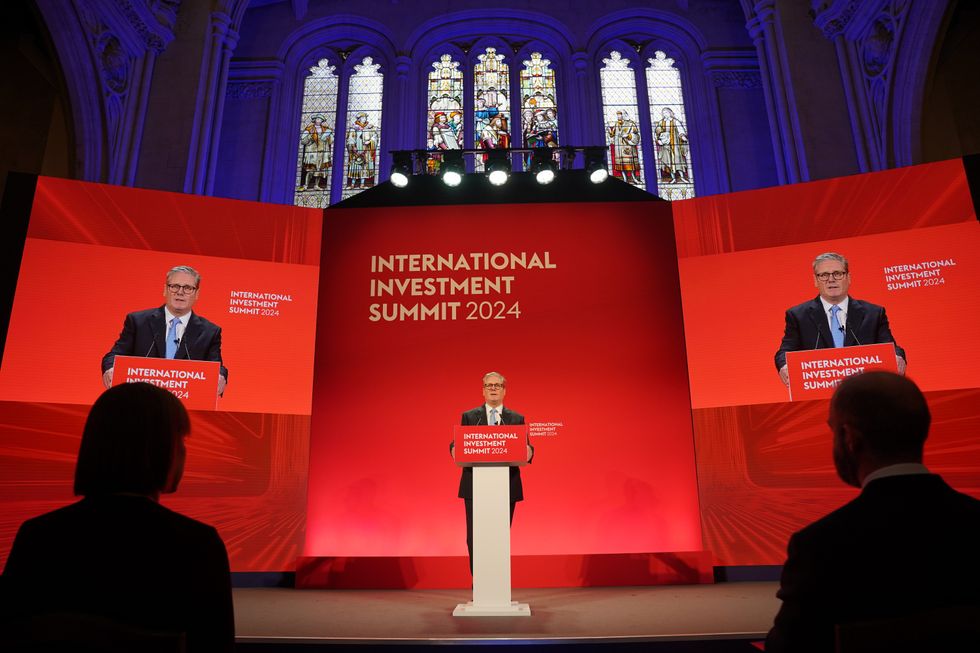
left=0, top=382, right=234, bottom=652
left=765, top=371, right=980, bottom=653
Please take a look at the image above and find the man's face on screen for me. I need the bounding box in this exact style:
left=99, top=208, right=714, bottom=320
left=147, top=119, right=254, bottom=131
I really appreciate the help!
left=163, top=271, right=199, bottom=317
left=813, top=260, right=850, bottom=304
left=482, top=375, right=506, bottom=407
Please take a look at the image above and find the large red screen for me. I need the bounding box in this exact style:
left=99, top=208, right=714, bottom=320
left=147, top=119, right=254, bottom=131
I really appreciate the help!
left=306, top=201, right=704, bottom=558
left=673, top=159, right=980, bottom=564
left=0, top=177, right=321, bottom=570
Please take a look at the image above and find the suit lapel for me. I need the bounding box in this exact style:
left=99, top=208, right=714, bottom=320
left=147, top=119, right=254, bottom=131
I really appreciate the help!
left=844, top=299, right=865, bottom=346
left=807, top=299, right=834, bottom=349
left=177, top=313, right=200, bottom=360
left=500, top=407, right=512, bottom=426
left=152, top=307, right=168, bottom=358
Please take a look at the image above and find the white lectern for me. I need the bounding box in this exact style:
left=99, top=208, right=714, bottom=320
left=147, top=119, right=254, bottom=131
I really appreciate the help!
left=452, top=424, right=530, bottom=617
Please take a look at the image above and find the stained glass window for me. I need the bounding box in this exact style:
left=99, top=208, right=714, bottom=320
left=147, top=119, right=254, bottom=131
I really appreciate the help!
left=295, top=59, right=339, bottom=208
left=599, top=51, right=644, bottom=187
left=340, top=56, right=383, bottom=201
left=473, top=47, right=511, bottom=173
left=647, top=51, right=694, bottom=200
left=520, top=52, right=559, bottom=170
left=426, top=54, right=464, bottom=174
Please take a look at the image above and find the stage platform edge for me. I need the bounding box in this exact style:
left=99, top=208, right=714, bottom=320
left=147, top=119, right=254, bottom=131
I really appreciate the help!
left=295, top=551, right=714, bottom=589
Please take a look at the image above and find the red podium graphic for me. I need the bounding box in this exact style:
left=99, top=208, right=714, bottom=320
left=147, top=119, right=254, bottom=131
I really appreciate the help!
left=786, top=343, right=899, bottom=401
left=453, top=425, right=530, bottom=617
left=112, top=355, right=221, bottom=410
left=453, top=425, right=528, bottom=466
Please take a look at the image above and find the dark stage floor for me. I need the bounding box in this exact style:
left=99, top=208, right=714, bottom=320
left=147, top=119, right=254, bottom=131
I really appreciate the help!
left=233, top=581, right=778, bottom=651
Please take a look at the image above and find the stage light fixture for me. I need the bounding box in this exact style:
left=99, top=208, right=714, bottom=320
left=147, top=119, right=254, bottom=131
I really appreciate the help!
left=486, top=149, right=510, bottom=186
left=390, top=151, right=413, bottom=188
left=440, top=150, right=464, bottom=187
left=584, top=146, right=608, bottom=184
left=530, top=148, right=557, bottom=185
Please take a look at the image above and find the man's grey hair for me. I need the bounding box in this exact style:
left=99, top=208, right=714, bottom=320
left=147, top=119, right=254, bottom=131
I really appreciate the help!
left=812, top=252, right=848, bottom=274
left=166, top=265, right=201, bottom=287
left=482, top=371, right=506, bottom=385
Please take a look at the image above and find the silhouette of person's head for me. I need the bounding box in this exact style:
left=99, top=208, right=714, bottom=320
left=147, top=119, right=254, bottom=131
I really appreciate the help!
left=74, top=382, right=190, bottom=499
left=829, top=371, right=930, bottom=487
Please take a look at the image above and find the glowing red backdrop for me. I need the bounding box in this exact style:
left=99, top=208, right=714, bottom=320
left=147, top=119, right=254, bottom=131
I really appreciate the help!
left=0, top=177, right=321, bottom=570
left=306, top=200, right=704, bottom=558
left=673, top=159, right=980, bottom=564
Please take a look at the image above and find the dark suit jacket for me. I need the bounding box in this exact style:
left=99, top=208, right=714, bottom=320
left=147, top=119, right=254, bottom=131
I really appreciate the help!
left=453, top=406, right=532, bottom=501
left=0, top=495, right=235, bottom=652
left=774, top=296, right=905, bottom=370
left=102, top=306, right=228, bottom=380
left=765, top=474, right=980, bottom=653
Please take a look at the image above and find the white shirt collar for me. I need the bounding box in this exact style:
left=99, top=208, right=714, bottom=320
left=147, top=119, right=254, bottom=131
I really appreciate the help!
left=861, top=462, right=931, bottom=488
left=485, top=404, right=505, bottom=424
left=164, top=308, right=191, bottom=325
left=819, top=295, right=849, bottom=326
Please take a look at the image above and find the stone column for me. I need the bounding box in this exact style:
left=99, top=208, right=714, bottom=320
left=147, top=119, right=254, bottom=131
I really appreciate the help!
left=185, top=9, right=242, bottom=195
left=745, top=0, right=806, bottom=184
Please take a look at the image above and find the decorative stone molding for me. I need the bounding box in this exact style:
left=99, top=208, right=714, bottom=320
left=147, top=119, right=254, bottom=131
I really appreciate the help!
left=811, top=0, right=863, bottom=40
left=113, top=0, right=180, bottom=53
left=858, top=2, right=905, bottom=80
left=97, top=32, right=130, bottom=95
left=76, top=3, right=128, bottom=98
left=709, top=70, right=762, bottom=88
left=702, top=50, right=762, bottom=89
left=227, top=81, right=274, bottom=99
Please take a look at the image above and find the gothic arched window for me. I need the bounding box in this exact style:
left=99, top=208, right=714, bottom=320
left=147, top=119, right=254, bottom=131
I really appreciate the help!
left=473, top=47, right=511, bottom=172
left=295, top=59, right=339, bottom=208
left=599, top=51, right=644, bottom=187
left=647, top=51, right=694, bottom=200
left=340, top=56, right=384, bottom=201
left=519, top=52, right=559, bottom=170
left=426, top=54, right=464, bottom=172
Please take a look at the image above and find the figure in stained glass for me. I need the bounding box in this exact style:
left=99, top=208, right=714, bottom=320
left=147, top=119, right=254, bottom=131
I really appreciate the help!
left=479, top=113, right=511, bottom=150
left=345, top=112, right=378, bottom=189
left=524, top=107, right=558, bottom=149
left=429, top=112, right=461, bottom=150
left=474, top=96, right=500, bottom=132
left=448, top=111, right=462, bottom=138
left=298, top=115, right=333, bottom=190
left=294, top=59, right=339, bottom=207
left=474, top=48, right=510, bottom=170
left=427, top=54, right=464, bottom=172
left=646, top=50, right=694, bottom=199
left=520, top=52, right=558, bottom=167
left=338, top=57, right=383, bottom=199
left=654, top=107, right=690, bottom=183
left=599, top=51, right=645, bottom=187
left=607, top=110, right=642, bottom=184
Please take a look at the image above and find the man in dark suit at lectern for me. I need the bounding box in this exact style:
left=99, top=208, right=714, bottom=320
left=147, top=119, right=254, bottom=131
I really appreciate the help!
left=101, top=265, right=228, bottom=396
left=775, top=252, right=906, bottom=386
left=765, top=372, right=980, bottom=652
left=450, top=371, right=533, bottom=573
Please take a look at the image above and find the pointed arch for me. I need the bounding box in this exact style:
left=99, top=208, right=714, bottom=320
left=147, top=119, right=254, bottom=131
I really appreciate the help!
left=268, top=16, right=396, bottom=205
left=587, top=10, right=728, bottom=196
